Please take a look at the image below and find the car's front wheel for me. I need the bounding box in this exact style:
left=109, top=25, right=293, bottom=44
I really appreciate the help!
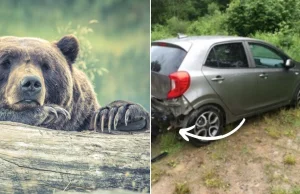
left=186, top=105, right=224, bottom=147
left=291, top=86, right=300, bottom=108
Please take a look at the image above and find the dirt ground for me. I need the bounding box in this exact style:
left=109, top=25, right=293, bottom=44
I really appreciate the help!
left=151, top=110, right=300, bottom=194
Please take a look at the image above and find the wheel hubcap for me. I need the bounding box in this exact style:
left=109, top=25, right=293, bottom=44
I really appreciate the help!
left=194, top=111, right=220, bottom=137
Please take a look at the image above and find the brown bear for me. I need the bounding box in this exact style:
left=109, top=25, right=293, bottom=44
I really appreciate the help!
left=0, top=35, right=149, bottom=132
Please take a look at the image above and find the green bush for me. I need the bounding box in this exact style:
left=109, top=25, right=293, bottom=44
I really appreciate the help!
left=187, top=12, right=228, bottom=36
left=226, top=0, right=300, bottom=36
left=252, top=25, right=300, bottom=61
left=151, top=17, right=190, bottom=41
left=151, top=24, right=172, bottom=41
left=166, top=16, right=190, bottom=36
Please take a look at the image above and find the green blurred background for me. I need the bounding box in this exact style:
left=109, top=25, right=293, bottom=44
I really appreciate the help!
left=0, top=0, right=150, bottom=110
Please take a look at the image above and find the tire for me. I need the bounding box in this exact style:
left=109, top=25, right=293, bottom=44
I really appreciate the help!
left=291, top=85, right=300, bottom=108
left=185, top=105, right=224, bottom=147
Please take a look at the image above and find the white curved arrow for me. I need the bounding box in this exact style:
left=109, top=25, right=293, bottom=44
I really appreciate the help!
left=179, top=118, right=246, bottom=141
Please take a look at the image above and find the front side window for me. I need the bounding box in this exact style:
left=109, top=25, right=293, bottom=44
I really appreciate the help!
left=205, top=43, right=249, bottom=68
left=249, top=43, right=285, bottom=68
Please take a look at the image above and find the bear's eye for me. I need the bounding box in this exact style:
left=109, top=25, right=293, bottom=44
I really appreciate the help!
left=0, top=59, right=11, bottom=69
left=42, top=63, right=50, bottom=71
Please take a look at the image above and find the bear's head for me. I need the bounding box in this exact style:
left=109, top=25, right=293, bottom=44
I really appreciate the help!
left=0, top=35, right=78, bottom=110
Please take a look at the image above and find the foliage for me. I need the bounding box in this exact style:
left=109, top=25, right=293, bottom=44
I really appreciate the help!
left=166, top=17, right=190, bottom=36
left=57, top=21, right=108, bottom=82
left=252, top=25, right=300, bottom=61
left=151, top=0, right=300, bottom=63
left=151, top=0, right=230, bottom=25
left=151, top=24, right=172, bottom=41
left=187, top=12, right=228, bottom=36
left=226, top=0, right=300, bottom=36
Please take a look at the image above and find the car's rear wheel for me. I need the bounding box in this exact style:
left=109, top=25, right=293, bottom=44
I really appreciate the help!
left=186, top=105, right=224, bottom=147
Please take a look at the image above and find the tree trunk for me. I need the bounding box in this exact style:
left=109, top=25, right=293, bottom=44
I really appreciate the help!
left=0, top=122, right=150, bottom=194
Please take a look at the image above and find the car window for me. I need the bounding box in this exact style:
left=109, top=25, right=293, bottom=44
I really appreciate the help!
left=249, top=43, right=285, bottom=68
left=205, top=43, right=249, bottom=68
left=151, top=45, right=187, bottom=75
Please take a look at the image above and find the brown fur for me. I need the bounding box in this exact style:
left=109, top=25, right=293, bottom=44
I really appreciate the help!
left=0, top=35, right=148, bottom=131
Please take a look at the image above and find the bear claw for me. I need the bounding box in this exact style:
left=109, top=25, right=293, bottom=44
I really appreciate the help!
left=92, top=101, right=149, bottom=132
left=41, top=105, right=71, bottom=126
left=54, top=106, right=71, bottom=120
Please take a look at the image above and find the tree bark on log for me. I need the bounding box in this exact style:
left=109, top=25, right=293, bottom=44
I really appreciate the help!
left=0, top=122, right=150, bottom=194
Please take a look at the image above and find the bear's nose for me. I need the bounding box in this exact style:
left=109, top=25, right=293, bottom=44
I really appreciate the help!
left=21, top=76, right=42, bottom=95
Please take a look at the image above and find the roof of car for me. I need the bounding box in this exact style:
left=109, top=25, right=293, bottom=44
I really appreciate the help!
left=152, top=35, right=265, bottom=51
left=154, top=35, right=259, bottom=44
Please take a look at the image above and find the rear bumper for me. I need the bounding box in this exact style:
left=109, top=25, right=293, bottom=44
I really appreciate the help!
left=151, top=96, right=192, bottom=117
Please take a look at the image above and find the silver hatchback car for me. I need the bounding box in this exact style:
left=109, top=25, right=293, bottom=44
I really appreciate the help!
left=151, top=36, right=300, bottom=146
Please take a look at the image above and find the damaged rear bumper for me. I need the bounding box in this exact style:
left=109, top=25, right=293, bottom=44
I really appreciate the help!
left=151, top=96, right=193, bottom=118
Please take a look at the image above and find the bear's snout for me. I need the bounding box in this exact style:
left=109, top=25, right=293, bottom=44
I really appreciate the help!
left=21, top=76, right=42, bottom=98
left=5, top=62, right=46, bottom=110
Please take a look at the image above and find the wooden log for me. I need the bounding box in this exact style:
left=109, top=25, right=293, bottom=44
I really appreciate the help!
left=0, top=122, right=150, bottom=194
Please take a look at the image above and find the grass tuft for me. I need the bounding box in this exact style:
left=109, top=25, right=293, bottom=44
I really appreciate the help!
left=271, top=187, right=288, bottom=194
left=174, top=182, right=190, bottom=194
left=151, top=166, right=165, bottom=185
left=160, top=132, right=184, bottom=154
left=283, top=154, right=296, bottom=165
left=202, top=168, right=229, bottom=189
left=271, top=186, right=300, bottom=194
left=167, top=160, right=178, bottom=168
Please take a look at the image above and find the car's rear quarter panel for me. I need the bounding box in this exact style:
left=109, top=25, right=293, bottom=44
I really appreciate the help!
left=178, top=40, right=238, bottom=124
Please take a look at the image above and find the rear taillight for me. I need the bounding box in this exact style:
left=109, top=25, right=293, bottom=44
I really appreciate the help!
left=167, top=71, right=190, bottom=99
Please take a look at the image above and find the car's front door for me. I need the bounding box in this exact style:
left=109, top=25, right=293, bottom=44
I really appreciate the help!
left=246, top=42, right=298, bottom=108
left=202, top=42, right=258, bottom=116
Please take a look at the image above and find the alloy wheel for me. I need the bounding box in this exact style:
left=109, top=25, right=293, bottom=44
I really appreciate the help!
left=193, top=111, right=220, bottom=137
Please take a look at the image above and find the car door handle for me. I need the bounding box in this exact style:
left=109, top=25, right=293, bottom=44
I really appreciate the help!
left=211, top=76, right=224, bottom=81
left=259, top=73, right=268, bottom=78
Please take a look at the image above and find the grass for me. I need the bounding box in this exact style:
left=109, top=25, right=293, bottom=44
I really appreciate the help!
left=264, top=163, right=286, bottom=183
left=202, top=168, right=229, bottom=189
left=263, top=108, right=299, bottom=139
left=152, top=107, right=300, bottom=193
left=167, top=160, right=178, bottom=168
left=240, top=145, right=251, bottom=156
left=283, top=154, right=296, bottom=165
left=271, top=186, right=300, bottom=194
left=209, top=140, right=229, bottom=161
left=174, top=182, right=191, bottom=194
left=160, top=132, right=185, bottom=154
left=271, top=187, right=289, bottom=194
left=151, top=166, right=165, bottom=184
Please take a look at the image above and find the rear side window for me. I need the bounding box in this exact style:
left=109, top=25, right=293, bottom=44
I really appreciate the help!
left=151, top=45, right=187, bottom=75
left=205, top=43, right=249, bottom=68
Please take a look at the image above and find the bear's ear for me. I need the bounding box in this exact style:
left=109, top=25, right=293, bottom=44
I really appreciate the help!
left=55, top=35, right=79, bottom=64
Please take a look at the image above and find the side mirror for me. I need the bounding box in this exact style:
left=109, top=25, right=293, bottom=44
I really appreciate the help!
left=285, top=59, right=295, bottom=68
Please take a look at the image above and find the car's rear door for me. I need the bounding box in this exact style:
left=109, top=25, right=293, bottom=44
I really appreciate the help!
left=246, top=42, right=298, bottom=107
left=202, top=42, right=258, bottom=115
